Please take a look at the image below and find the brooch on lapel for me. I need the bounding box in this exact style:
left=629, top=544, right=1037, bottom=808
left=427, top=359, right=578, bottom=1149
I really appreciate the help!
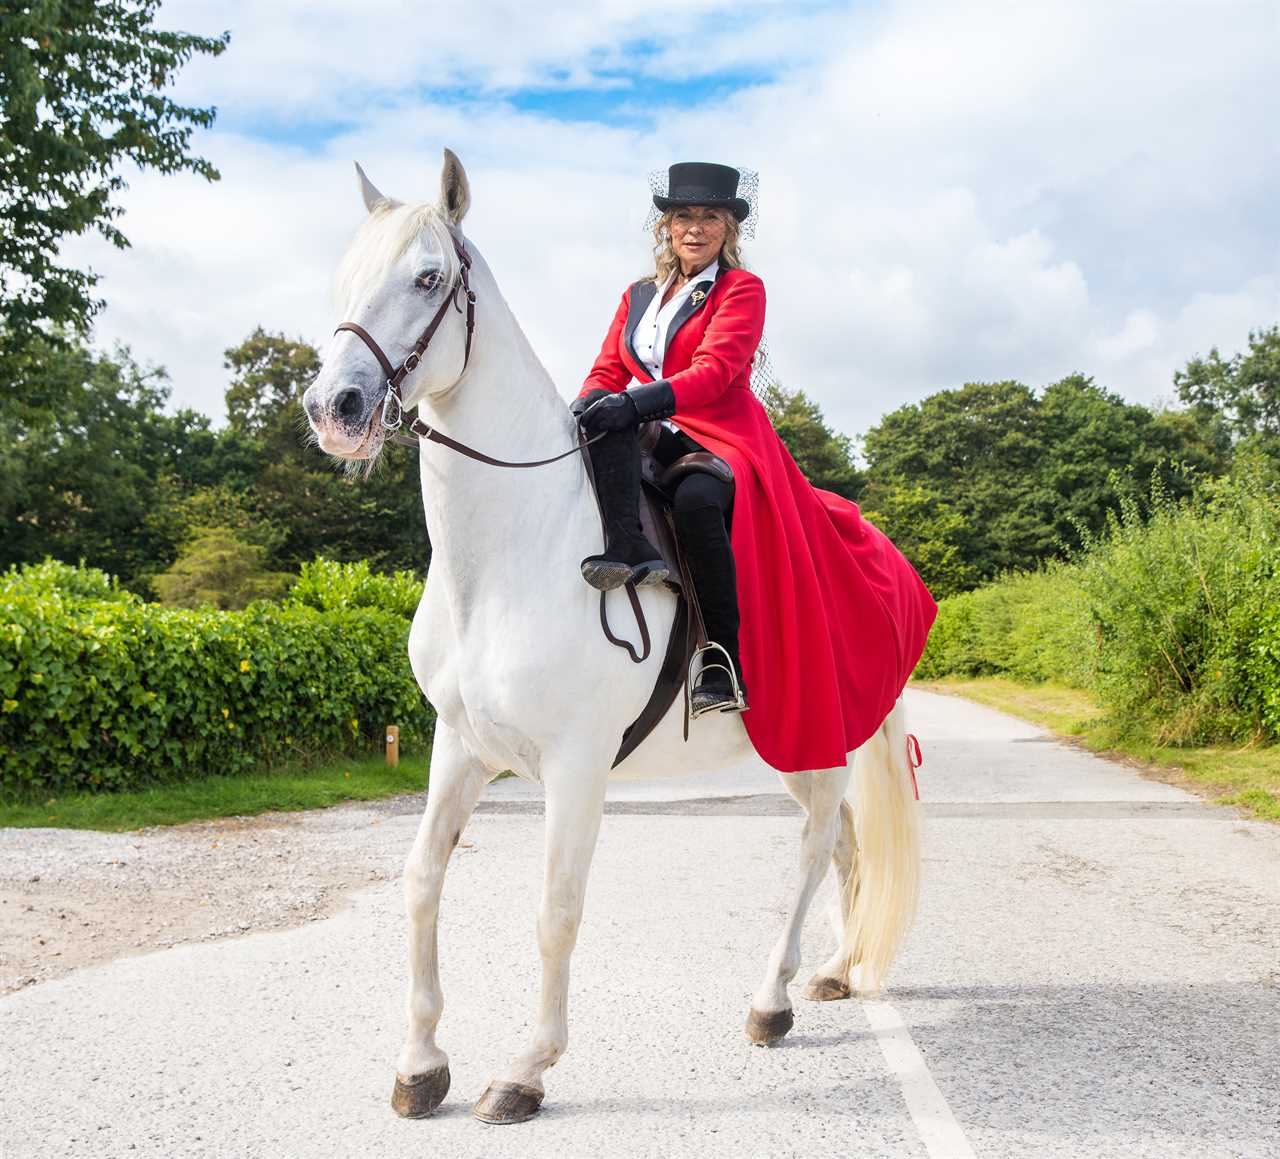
left=691, top=289, right=707, bottom=305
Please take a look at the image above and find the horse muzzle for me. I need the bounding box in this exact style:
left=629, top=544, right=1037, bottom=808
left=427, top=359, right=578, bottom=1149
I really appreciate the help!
left=303, top=382, right=385, bottom=460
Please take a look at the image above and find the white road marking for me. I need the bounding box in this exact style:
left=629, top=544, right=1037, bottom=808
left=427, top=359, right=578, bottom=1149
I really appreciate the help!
left=864, top=999, right=977, bottom=1159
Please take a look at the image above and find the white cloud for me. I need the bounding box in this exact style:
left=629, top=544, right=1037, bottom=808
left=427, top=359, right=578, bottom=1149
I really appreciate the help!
left=72, top=0, right=1280, bottom=439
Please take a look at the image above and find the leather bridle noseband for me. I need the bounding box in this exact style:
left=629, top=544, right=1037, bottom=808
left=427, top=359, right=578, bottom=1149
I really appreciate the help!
left=333, top=231, right=604, bottom=469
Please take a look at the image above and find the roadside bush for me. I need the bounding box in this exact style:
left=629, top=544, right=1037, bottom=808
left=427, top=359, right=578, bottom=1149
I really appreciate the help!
left=0, top=571, right=434, bottom=797
left=918, top=461, right=1280, bottom=745
left=916, top=564, right=1091, bottom=687
left=1077, top=467, right=1280, bottom=743
left=286, top=557, right=423, bottom=620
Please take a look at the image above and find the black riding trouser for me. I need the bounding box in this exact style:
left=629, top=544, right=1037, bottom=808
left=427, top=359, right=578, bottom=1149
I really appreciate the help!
left=647, top=422, right=734, bottom=530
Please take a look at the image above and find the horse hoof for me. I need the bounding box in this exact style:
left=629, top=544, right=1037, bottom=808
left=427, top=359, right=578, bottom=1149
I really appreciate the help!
left=802, top=974, right=853, bottom=1002
left=391, top=1064, right=451, bottom=1118
left=745, top=1006, right=794, bottom=1046
left=472, top=1080, right=544, bottom=1125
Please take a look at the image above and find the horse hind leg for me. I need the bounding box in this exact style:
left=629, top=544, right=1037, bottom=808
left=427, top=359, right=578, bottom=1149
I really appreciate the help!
left=391, top=720, right=490, bottom=1118
left=802, top=796, right=859, bottom=1002
left=806, top=699, right=921, bottom=1000
left=745, top=764, right=851, bottom=1046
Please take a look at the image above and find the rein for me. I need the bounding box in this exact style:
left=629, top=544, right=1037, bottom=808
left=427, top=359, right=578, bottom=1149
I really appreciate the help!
left=334, top=231, right=606, bottom=470
left=333, top=230, right=651, bottom=663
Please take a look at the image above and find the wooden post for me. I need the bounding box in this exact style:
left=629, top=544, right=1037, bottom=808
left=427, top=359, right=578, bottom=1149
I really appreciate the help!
left=385, top=724, right=400, bottom=767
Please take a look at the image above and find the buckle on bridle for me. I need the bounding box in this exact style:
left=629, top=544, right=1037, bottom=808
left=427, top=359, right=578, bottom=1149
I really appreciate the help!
left=381, top=383, right=404, bottom=431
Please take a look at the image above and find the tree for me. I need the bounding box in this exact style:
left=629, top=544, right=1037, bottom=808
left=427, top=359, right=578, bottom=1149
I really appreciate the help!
left=0, top=335, right=217, bottom=586
left=152, top=525, right=291, bottom=609
left=859, top=480, right=977, bottom=599
left=762, top=382, right=864, bottom=499
left=1037, top=373, right=1225, bottom=548
left=862, top=380, right=1054, bottom=580
left=0, top=1, right=228, bottom=350
left=1173, top=324, right=1280, bottom=446
left=224, top=327, right=320, bottom=441
left=219, top=328, right=432, bottom=574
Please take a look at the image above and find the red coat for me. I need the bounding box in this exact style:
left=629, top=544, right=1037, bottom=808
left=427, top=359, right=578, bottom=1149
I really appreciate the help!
left=579, top=267, right=938, bottom=772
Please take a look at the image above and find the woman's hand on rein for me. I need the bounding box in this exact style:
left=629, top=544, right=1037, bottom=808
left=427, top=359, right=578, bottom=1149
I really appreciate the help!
left=578, top=391, right=640, bottom=434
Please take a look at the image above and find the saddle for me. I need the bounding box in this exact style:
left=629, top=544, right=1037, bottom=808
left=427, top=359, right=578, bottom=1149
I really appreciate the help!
left=581, top=421, right=736, bottom=768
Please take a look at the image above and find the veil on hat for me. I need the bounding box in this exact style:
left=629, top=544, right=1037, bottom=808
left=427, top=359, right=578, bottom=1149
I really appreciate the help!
left=644, top=166, right=781, bottom=406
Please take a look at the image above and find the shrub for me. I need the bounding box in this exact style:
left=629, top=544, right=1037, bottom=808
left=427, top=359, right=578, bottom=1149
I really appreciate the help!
left=1076, top=467, right=1280, bottom=743
left=0, top=572, right=434, bottom=797
left=918, top=461, right=1280, bottom=746
left=2, top=559, right=135, bottom=604
left=152, top=526, right=293, bottom=609
left=916, top=564, right=1091, bottom=687
left=286, top=557, right=424, bottom=620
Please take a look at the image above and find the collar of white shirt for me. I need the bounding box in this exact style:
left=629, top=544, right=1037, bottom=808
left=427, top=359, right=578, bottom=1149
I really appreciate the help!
left=656, top=258, right=721, bottom=306
left=634, top=259, right=721, bottom=379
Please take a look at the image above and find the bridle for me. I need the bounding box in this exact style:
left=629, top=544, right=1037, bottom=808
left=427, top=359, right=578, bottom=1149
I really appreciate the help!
left=333, top=231, right=604, bottom=469
left=331, top=230, right=653, bottom=663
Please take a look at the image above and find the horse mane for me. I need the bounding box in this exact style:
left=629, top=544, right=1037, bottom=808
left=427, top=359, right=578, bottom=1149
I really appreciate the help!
left=334, top=200, right=462, bottom=315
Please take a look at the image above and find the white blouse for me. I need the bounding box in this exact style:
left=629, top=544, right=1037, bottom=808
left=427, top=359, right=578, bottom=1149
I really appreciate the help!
left=630, top=259, right=720, bottom=432
left=633, top=258, right=721, bottom=379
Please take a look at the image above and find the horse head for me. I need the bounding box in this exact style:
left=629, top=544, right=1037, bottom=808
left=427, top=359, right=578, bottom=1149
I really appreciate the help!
left=304, top=148, right=473, bottom=461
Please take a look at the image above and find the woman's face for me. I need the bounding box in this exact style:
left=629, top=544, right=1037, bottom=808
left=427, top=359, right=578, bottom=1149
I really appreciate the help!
left=670, top=206, right=729, bottom=275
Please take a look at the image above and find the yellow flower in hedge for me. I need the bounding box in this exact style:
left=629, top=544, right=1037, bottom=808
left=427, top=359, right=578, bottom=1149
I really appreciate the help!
left=240, top=659, right=251, bottom=673
left=221, top=707, right=230, bottom=718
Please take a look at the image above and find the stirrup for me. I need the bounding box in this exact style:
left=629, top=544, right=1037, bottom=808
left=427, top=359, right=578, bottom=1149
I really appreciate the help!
left=688, top=641, right=748, bottom=718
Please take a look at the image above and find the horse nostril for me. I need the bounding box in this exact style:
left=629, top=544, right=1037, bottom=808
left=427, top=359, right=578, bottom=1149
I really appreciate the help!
left=334, top=387, right=365, bottom=424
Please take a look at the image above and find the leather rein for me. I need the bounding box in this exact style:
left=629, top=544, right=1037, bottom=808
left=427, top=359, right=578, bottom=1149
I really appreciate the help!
left=333, top=231, right=606, bottom=469
left=332, top=231, right=652, bottom=663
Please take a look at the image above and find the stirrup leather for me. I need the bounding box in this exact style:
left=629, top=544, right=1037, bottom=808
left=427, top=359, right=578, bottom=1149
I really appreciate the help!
left=688, top=641, right=748, bottom=718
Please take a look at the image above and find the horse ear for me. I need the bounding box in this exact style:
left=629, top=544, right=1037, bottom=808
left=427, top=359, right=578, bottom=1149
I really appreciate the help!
left=354, top=162, right=390, bottom=214
left=439, top=148, right=471, bottom=225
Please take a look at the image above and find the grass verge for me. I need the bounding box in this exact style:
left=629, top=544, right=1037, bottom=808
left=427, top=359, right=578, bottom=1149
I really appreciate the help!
left=0, top=749, right=431, bottom=832
left=914, top=677, right=1280, bottom=823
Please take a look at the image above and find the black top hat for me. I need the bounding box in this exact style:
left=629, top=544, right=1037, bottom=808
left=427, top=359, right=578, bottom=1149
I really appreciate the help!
left=652, top=162, right=750, bottom=223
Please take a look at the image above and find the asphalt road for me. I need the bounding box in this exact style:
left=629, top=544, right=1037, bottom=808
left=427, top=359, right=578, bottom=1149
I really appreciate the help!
left=2, top=689, right=1278, bottom=1158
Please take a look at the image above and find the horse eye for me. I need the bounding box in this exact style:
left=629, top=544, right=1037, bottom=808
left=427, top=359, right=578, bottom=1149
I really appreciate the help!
left=415, top=269, right=443, bottom=292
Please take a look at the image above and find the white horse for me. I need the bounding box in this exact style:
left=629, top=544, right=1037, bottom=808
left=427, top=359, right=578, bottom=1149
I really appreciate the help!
left=303, top=149, right=921, bottom=1126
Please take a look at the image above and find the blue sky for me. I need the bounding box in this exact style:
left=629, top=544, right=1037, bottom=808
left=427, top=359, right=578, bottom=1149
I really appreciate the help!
left=73, top=0, right=1280, bottom=437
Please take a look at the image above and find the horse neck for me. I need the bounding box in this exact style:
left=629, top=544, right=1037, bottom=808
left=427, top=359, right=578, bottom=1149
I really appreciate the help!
left=411, top=255, right=593, bottom=590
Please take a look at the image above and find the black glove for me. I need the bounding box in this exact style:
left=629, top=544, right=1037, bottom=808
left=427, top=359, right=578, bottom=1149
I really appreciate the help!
left=579, top=391, right=640, bottom=434
left=570, top=387, right=611, bottom=419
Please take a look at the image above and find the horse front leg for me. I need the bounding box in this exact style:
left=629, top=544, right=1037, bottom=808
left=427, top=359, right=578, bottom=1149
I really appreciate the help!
left=472, top=768, right=609, bottom=1125
left=745, top=765, right=851, bottom=1046
left=391, top=720, right=490, bottom=1118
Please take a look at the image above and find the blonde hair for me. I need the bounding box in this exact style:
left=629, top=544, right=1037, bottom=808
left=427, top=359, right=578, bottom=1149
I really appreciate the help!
left=651, top=207, right=744, bottom=284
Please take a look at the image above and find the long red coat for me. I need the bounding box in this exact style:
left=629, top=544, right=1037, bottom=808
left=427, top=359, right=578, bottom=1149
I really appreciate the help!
left=579, top=266, right=938, bottom=772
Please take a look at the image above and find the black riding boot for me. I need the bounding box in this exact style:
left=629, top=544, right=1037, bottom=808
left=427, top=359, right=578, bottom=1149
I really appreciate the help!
left=674, top=503, right=748, bottom=715
left=580, top=428, right=669, bottom=590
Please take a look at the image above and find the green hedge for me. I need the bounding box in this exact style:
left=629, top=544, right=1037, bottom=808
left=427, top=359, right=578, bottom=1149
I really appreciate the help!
left=1, top=562, right=434, bottom=796
left=917, top=463, right=1280, bottom=745
left=915, top=564, right=1093, bottom=686
left=286, top=557, right=423, bottom=620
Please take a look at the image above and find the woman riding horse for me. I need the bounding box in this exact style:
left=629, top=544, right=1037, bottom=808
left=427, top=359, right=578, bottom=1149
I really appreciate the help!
left=573, top=162, right=939, bottom=763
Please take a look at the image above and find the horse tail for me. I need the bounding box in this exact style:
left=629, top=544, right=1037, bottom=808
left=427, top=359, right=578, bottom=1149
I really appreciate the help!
left=840, top=697, right=921, bottom=996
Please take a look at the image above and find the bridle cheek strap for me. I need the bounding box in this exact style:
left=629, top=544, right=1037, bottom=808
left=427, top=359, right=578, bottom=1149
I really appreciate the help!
left=334, top=231, right=476, bottom=431
left=331, top=233, right=600, bottom=469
